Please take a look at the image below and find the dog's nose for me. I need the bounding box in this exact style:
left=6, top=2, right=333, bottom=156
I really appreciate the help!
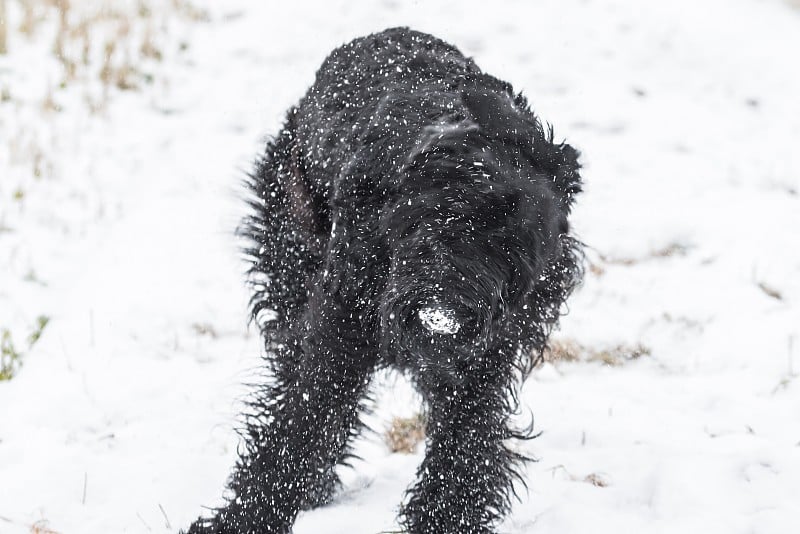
left=418, top=305, right=461, bottom=335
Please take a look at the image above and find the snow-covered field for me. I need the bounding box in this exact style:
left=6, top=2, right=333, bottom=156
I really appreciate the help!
left=2, top=0, right=799, bottom=532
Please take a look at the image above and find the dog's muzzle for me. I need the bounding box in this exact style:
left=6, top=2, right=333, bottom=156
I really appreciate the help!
left=380, top=282, right=495, bottom=382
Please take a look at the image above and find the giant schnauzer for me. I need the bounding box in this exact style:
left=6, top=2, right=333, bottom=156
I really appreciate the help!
left=187, top=27, right=583, bottom=534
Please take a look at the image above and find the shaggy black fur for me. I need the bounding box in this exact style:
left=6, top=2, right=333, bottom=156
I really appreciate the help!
left=186, top=27, right=583, bottom=534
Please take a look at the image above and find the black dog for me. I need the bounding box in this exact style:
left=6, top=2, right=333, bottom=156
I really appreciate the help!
left=187, top=27, right=582, bottom=534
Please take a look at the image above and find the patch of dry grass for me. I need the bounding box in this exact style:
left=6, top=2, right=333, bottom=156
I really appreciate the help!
left=7, top=0, right=207, bottom=113
left=191, top=322, right=218, bottom=338
left=30, top=519, right=60, bottom=534
left=589, top=242, right=690, bottom=276
left=1, top=0, right=207, bottom=209
left=541, top=337, right=583, bottom=364
left=549, top=464, right=610, bottom=487
left=583, top=472, right=609, bottom=487
left=1, top=316, right=50, bottom=381
left=1, top=0, right=8, bottom=54
left=385, top=413, right=426, bottom=454
left=756, top=281, right=783, bottom=301
left=542, top=338, right=651, bottom=367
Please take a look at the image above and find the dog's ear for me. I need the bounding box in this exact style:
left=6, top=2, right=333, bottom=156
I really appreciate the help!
left=284, top=141, right=326, bottom=255
left=539, top=138, right=582, bottom=207
left=461, top=89, right=533, bottom=146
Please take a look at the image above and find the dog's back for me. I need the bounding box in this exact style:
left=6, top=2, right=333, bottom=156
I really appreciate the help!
left=292, top=27, right=511, bottom=202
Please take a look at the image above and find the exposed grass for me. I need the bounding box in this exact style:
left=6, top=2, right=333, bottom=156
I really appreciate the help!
left=191, top=322, right=218, bottom=338
left=757, top=281, right=784, bottom=301
left=541, top=338, right=583, bottom=364
left=583, top=472, right=609, bottom=487
left=0, top=315, right=50, bottom=381
left=1, top=0, right=210, bottom=199
left=589, top=241, right=691, bottom=276
left=30, top=519, right=60, bottom=534
left=542, top=338, right=651, bottom=367
left=1, top=0, right=7, bottom=54
left=28, top=315, right=50, bottom=345
left=549, top=464, right=610, bottom=488
left=17, top=0, right=170, bottom=98
left=385, top=413, right=426, bottom=454
left=0, top=329, right=23, bottom=381
left=1, top=2, right=206, bottom=361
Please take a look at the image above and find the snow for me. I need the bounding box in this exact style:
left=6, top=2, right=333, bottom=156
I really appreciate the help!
left=1, top=0, right=799, bottom=533
left=419, top=305, right=461, bottom=335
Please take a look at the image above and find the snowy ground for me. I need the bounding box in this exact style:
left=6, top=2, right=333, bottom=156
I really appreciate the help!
left=1, top=0, right=799, bottom=532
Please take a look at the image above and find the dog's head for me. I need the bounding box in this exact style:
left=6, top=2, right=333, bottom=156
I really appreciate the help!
left=378, top=90, right=581, bottom=383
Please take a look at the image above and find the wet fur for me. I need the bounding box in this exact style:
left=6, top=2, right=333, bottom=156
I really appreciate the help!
left=186, top=27, right=583, bottom=534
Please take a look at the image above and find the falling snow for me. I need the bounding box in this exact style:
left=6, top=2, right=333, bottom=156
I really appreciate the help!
left=1, top=1, right=799, bottom=533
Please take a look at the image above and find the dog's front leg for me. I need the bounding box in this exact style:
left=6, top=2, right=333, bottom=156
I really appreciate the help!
left=186, top=288, right=376, bottom=534
left=400, top=366, right=523, bottom=534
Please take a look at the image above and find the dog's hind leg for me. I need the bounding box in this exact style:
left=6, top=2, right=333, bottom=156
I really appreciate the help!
left=400, top=359, right=525, bottom=534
